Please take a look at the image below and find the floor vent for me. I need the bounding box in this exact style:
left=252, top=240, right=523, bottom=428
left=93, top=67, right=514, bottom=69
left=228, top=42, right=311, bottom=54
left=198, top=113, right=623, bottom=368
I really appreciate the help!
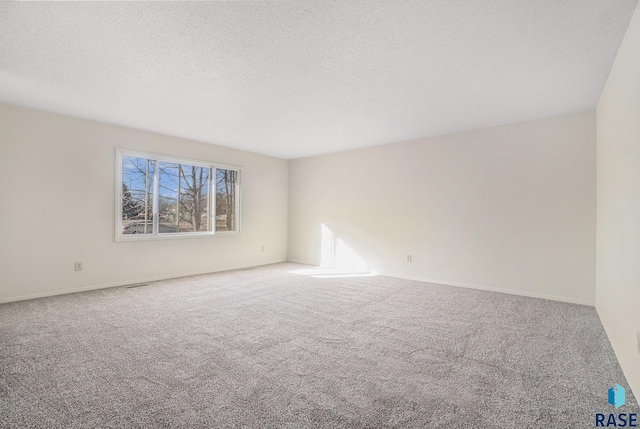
left=125, top=283, right=150, bottom=289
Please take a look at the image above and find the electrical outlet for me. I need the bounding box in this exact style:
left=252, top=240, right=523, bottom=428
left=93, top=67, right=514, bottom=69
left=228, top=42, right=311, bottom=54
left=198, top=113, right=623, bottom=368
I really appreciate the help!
left=407, top=254, right=412, bottom=263
left=261, top=245, right=265, bottom=252
left=74, top=261, right=83, bottom=271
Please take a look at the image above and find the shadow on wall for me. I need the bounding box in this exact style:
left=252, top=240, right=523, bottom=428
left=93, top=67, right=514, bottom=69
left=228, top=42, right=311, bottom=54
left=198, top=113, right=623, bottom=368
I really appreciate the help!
left=292, top=224, right=377, bottom=279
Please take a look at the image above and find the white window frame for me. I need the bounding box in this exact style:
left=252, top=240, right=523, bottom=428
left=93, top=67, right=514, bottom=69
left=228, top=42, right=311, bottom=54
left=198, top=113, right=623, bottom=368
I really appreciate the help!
left=115, top=148, right=241, bottom=242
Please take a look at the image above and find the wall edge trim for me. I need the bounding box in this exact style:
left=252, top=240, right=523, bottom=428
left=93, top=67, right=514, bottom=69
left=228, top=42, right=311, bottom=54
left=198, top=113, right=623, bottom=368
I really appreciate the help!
left=0, top=260, right=288, bottom=304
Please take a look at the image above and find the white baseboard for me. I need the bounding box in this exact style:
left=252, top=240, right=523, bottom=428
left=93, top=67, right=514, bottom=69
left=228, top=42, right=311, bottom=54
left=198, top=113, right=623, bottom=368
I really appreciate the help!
left=0, top=261, right=288, bottom=304
left=413, top=276, right=595, bottom=306
left=597, top=310, right=640, bottom=402
left=0, top=273, right=210, bottom=304
left=3, top=260, right=594, bottom=308
left=285, top=259, right=595, bottom=306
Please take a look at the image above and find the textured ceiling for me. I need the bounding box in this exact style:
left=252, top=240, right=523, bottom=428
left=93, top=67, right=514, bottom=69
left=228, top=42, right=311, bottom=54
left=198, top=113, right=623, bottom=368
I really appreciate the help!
left=1, top=1, right=637, bottom=159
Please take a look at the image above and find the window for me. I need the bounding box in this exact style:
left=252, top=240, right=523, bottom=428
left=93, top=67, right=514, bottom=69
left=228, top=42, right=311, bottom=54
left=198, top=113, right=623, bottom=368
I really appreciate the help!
left=116, top=149, right=240, bottom=240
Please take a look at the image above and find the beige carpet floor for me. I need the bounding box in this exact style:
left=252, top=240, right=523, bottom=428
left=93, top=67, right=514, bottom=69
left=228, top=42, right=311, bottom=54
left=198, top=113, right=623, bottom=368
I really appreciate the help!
left=1, top=263, right=637, bottom=428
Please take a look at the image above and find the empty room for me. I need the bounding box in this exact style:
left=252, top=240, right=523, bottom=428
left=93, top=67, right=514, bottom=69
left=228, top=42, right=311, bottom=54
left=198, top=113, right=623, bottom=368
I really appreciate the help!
left=1, top=1, right=640, bottom=427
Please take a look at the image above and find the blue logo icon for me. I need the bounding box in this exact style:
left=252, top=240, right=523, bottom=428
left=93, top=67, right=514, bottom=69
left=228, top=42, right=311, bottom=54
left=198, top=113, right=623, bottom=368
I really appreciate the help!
left=608, top=384, right=626, bottom=409
left=595, top=384, right=636, bottom=427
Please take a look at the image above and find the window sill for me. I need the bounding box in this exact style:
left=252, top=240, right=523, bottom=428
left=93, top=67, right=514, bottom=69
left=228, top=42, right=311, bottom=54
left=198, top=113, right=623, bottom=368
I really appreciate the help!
left=115, top=231, right=239, bottom=242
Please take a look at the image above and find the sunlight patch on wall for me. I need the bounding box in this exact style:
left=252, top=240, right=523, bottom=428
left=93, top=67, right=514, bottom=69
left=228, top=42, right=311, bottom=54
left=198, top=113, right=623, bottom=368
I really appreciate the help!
left=320, top=223, right=334, bottom=267
left=292, top=223, right=376, bottom=278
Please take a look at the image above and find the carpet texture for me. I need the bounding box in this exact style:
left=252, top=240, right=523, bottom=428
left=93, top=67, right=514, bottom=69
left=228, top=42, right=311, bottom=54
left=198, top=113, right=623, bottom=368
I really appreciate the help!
left=1, top=263, right=637, bottom=428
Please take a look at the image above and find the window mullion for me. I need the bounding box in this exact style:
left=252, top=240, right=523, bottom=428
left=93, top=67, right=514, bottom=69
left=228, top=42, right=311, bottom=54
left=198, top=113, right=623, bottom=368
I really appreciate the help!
left=144, top=159, right=150, bottom=234
left=211, top=167, right=216, bottom=233
left=152, top=159, right=160, bottom=235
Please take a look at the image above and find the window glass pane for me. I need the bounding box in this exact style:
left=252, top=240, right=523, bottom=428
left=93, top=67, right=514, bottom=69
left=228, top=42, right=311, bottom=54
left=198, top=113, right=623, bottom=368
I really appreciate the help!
left=216, top=169, right=238, bottom=232
left=122, top=156, right=154, bottom=234
left=158, top=162, right=179, bottom=233
left=158, top=162, right=211, bottom=233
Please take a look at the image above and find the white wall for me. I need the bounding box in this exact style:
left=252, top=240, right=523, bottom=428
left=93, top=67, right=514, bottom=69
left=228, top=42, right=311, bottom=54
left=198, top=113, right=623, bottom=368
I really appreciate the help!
left=289, top=111, right=596, bottom=305
left=0, top=103, right=288, bottom=303
left=596, top=1, right=640, bottom=398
